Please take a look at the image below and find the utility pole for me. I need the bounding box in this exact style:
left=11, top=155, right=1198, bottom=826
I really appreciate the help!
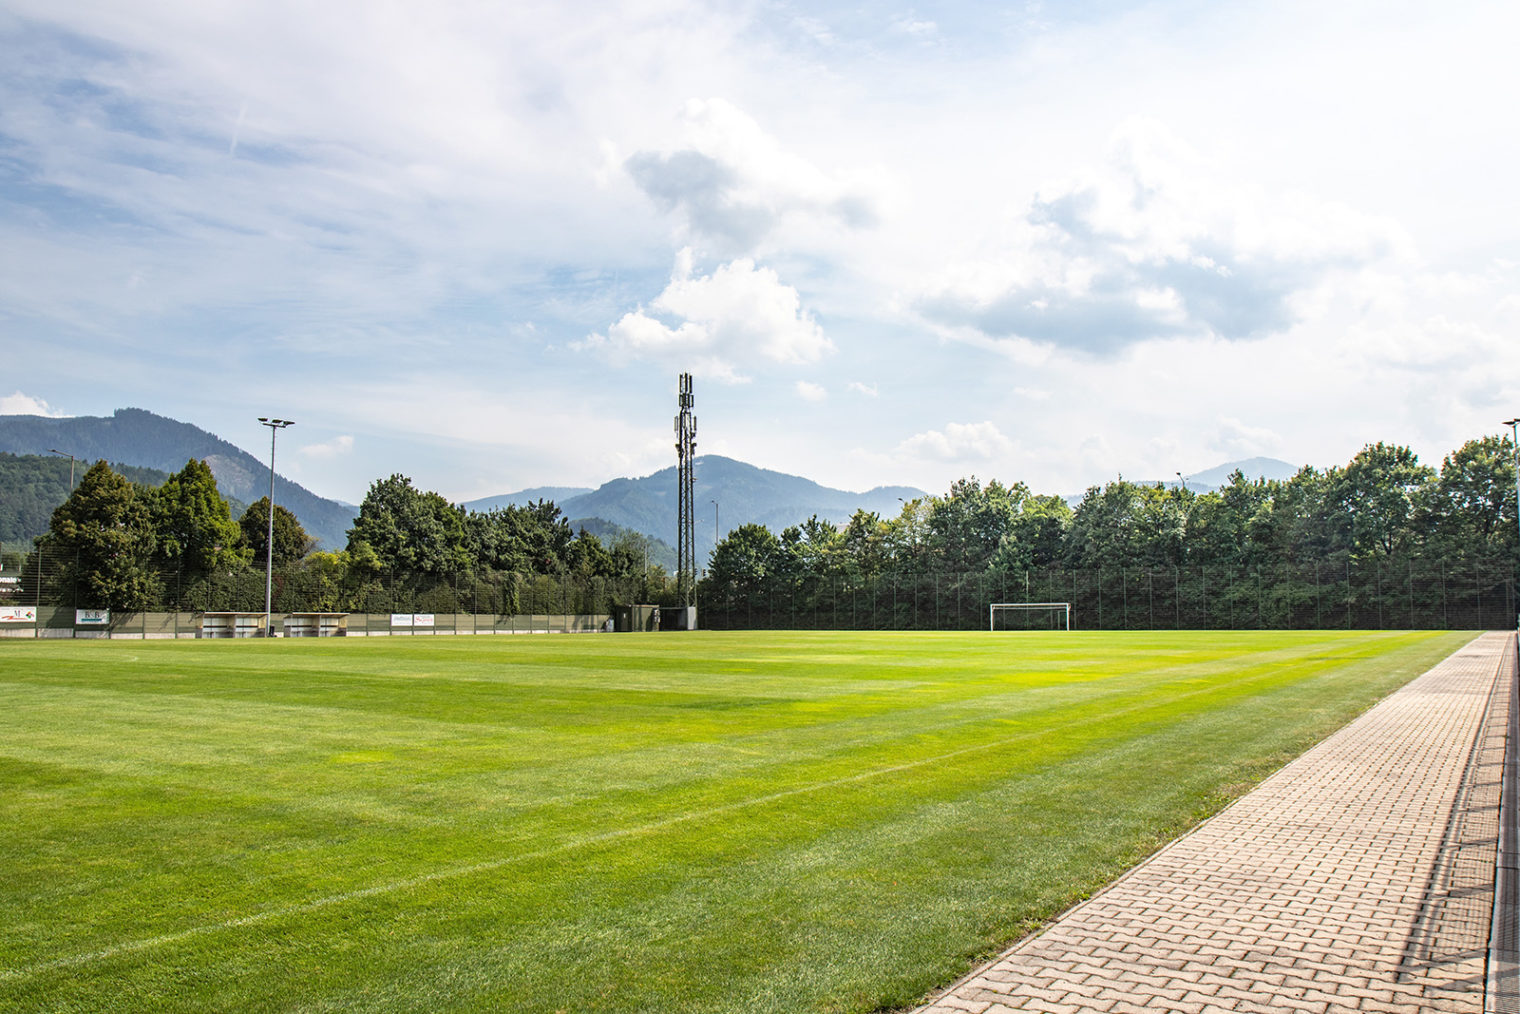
left=258, top=417, right=293, bottom=636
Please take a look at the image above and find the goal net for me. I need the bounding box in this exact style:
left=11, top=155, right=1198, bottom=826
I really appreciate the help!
left=989, top=602, right=1071, bottom=631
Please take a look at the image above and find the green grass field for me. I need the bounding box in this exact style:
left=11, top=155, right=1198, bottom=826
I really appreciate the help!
left=0, top=629, right=1474, bottom=1013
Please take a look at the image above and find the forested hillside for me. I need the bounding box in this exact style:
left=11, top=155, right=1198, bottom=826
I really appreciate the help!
left=0, top=454, right=179, bottom=545
left=0, top=408, right=354, bottom=548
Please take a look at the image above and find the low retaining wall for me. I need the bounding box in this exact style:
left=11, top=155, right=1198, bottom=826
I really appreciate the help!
left=0, top=608, right=613, bottom=639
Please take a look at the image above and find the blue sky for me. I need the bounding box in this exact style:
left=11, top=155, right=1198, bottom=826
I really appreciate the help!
left=2, top=0, right=1517, bottom=505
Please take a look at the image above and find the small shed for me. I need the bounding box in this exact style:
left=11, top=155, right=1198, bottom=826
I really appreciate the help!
left=283, top=613, right=349, bottom=637
left=199, top=612, right=269, bottom=638
left=612, top=604, right=661, bottom=632
left=661, top=605, right=697, bottom=631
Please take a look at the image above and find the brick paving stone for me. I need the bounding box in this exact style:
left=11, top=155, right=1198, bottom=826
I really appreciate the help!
left=915, top=632, right=1515, bottom=1014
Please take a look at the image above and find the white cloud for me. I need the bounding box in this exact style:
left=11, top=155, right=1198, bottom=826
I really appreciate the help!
left=297, top=434, right=355, bottom=459
left=1210, top=418, right=1281, bottom=460
left=914, top=119, right=1411, bottom=356
left=795, top=380, right=827, bottom=401
left=847, top=381, right=878, bottom=397
left=624, top=98, right=881, bottom=254
left=0, top=391, right=67, bottom=417
left=896, top=421, right=1015, bottom=462
left=582, top=249, right=832, bottom=378
left=3, top=0, right=1518, bottom=505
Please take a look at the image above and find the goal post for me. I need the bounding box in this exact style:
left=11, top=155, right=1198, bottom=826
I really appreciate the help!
left=989, top=602, right=1071, bottom=631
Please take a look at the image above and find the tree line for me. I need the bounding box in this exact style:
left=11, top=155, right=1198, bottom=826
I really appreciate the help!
left=27, top=463, right=665, bottom=612
left=19, top=435, right=1518, bottom=627
left=699, top=437, right=1518, bottom=628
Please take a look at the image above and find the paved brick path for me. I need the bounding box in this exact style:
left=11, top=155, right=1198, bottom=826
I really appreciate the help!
left=916, top=632, right=1516, bottom=1014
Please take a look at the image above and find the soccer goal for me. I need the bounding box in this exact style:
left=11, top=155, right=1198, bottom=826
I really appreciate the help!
left=989, top=602, right=1071, bottom=631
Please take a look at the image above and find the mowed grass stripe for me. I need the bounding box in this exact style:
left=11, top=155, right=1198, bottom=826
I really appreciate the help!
left=0, top=630, right=1471, bottom=1013
left=0, top=632, right=1405, bottom=873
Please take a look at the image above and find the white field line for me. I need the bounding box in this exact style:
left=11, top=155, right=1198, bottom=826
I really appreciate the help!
left=2, top=642, right=1428, bottom=983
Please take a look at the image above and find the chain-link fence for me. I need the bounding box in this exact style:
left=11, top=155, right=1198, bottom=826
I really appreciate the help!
left=0, top=546, right=655, bottom=629
left=699, top=557, right=1519, bottom=631
left=3, top=546, right=1515, bottom=635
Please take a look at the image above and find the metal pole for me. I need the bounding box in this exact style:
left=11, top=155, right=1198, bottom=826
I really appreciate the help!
left=47, top=449, right=77, bottom=489
left=258, top=418, right=293, bottom=636
left=1506, top=418, right=1520, bottom=629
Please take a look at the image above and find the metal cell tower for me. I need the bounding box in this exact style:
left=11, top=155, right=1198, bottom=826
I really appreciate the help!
left=675, top=372, right=697, bottom=606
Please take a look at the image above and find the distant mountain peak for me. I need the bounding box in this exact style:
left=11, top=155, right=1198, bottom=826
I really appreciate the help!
left=0, top=408, right=356, bottom=550
left=1185, top=457, right=1303, bottom=487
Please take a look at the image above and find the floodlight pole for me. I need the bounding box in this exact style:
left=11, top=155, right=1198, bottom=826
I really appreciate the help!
left=48, top=448, right=77, bottom=490
left=712, top=499, right=719, bottom=547
left=1506, top=419, right=1520, bottom=627
left=258, top=417, right=293, bottom=636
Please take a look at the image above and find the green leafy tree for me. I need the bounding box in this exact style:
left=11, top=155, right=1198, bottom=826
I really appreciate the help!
left=839, top=509, right=891, bottom=579
left=1330, top=443, right=1436, bottom=558
left=1186, top=471, right=1278, bottom=567
left=468, top=500, right=574, bottom=575
left=706, top=523, right=784, bottom=610
left=926, top=477, right=1028, bottom=573
left=1266, top=466, right=1337, bottom=562
left=240, top=497, right=313, bottom=567
left=788, top=515, right=843, bottom=578
left=885, top=497, right=930, bottom=574
left=154, top=458, right=248, bottom=578
left=347, top=474, right=471, bottom=582
left=1009, top=494, right=1072, bottom=568
left=1428, top=435, right=1517, bottom=556
left=44, top=460, right=158, bottom=609
left=566, top=529, right=615, bottom=579
left=1064, top=480, right=1143, bottom=568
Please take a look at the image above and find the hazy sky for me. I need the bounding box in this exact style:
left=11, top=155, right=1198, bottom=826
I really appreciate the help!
left=3, top=0, right=1517, bottom=505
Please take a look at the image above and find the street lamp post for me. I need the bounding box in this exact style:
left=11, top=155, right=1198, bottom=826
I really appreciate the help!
left=48, top=448, right=77, bottom=490
left=258, top=418, right=293, bottom=636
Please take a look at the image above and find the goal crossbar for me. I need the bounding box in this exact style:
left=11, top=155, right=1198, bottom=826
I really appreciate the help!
left=989, top=602, right=1071, bottom=631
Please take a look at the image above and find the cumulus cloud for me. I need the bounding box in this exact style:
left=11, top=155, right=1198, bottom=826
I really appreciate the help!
left=0, top=391, right=66, bottom=417
left=625, top=98, right=880, bottom=254
left=1209, top=418, right=1281, bottom=460
left=297, top=434, right=355, bottom=459
left=847, top=381, right=878, bottom=397
left=581, top=248, right=832, bottom=379
left=896, top=421, right=1015, bottom=462
left=795, top=380, right=827, bottom=401
left=915, top=119, right=1409, bottom=356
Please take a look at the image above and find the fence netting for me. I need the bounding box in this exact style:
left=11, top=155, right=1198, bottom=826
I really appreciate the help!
left=2, top=548, right=1515, bottom=633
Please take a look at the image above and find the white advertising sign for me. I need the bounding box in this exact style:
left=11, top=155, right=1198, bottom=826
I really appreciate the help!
left=411, top=613, right=435, bottom=628
left=390, top=613, right=414, bottom=628
left=76, top=609, right=111, bottom=625
left=0, top=606, right=37, bottom=623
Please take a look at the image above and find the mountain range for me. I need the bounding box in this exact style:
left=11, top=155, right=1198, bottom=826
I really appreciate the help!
left=466, top=456, right=928, bottom=567
left=0, top=409, right=356, bottom=549
left=0, top=408, right=1305, bottom=563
